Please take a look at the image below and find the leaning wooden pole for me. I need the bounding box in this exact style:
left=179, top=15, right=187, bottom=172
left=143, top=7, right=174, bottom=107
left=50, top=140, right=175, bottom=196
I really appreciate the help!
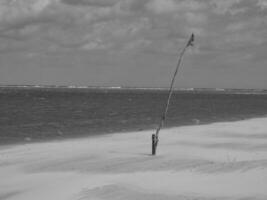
left=152, top=33, right=194, bottom=155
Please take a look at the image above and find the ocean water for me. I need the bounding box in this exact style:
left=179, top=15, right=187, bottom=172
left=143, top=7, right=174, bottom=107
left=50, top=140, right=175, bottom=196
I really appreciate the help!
left=1, top=87, right=267, bottom=144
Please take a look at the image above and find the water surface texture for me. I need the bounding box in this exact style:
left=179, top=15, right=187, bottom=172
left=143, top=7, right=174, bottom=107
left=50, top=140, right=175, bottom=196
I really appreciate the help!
left=1, top=87, right=267, bottom=144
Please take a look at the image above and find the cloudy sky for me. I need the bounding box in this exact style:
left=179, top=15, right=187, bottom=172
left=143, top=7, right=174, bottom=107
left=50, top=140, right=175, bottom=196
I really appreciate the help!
left=0, top=0, right=266, bottom=88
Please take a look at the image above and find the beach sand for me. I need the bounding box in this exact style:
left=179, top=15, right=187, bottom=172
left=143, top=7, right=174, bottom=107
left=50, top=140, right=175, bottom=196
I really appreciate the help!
left=1, top=118, right=267, bottom=200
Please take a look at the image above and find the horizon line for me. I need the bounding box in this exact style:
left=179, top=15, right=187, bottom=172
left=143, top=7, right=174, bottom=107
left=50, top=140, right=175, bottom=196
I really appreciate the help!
left=0, top=84, right=266, bottom=91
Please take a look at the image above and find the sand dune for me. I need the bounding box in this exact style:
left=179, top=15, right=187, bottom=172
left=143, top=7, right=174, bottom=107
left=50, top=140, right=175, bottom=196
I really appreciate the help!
left=1, top=118, right=267, bottom=200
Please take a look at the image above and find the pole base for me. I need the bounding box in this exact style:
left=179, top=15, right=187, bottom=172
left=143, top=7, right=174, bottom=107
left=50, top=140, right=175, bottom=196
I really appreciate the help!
left=152, top=134, right=158, bottom=155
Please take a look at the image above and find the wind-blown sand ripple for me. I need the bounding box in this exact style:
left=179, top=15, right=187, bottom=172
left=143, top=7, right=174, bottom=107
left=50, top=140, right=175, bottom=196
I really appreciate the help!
left=78, top=184, right=267, bottom=200
left=1, top=118, right=267, bottom=200
left=78, top=184, right=229, bottom=200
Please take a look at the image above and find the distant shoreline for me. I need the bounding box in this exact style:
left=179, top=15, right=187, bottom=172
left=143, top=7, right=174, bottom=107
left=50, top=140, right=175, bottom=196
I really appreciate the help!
left=1, top=85, right=267, bottom=94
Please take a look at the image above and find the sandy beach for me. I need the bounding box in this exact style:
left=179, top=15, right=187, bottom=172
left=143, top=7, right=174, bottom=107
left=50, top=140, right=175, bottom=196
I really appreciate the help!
left=1, top=118, right=267, bottom=200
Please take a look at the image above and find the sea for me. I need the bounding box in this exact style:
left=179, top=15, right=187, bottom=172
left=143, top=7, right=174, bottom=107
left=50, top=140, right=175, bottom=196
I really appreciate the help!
left=1, top=86, right=267, bottom=145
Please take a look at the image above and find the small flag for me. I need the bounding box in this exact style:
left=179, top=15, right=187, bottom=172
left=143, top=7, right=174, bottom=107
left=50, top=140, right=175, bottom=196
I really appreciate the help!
left=187, top=33, right=194, bottom=47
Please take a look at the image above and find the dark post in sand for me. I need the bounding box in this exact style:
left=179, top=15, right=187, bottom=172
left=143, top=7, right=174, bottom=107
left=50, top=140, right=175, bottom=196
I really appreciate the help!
left=152, top=134, right=158, bottom=155
left=152, top=33, right=194, bottom=155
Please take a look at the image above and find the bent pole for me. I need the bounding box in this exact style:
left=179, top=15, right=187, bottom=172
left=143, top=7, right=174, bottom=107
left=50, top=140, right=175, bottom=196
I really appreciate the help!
left=152, top=33, right=194, bottom=155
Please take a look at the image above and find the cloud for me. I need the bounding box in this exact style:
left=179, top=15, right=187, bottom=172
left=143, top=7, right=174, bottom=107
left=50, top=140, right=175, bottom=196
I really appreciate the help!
left=146, top=0, right=205, bottom=14
left=0, top=0, right=54, bottom=29
left=0, top=0, right=117, bottom=50
left=61, top=0, right=119, bottom=7
left=0, top=0, right=266, bottom=62
left=0, top=0, right=266, bottom=88
left=209, top=0, right=242, bottom=14
left=257, top=0, right=267, bottom=9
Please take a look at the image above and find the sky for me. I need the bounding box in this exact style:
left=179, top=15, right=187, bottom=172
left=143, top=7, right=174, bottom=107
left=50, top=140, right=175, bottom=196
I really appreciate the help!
left=0, top=0, right=266, bottom=89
